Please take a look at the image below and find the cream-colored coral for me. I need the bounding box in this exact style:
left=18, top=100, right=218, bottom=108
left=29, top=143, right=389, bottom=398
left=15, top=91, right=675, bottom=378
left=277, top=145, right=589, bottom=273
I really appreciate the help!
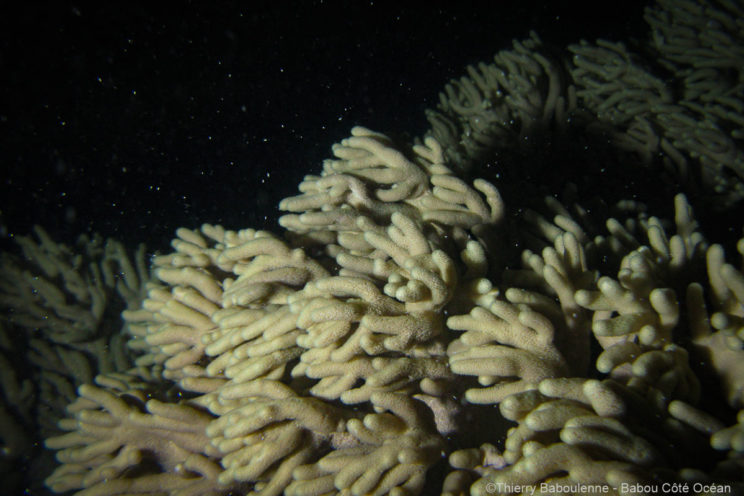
left=287, top=393, right=444, bottom=496
left=45, top=369, right=231, bottom=496
left=428, top=0, right=744, bottom=207
left=571, top=0, right=744, bottom=204
left=447, top=299, right=571, bottom=404
left=427, top=31, right=576, bottom=172
left=41, top=124, right=744, bottom=495
left=0, top=226, right=148, bottom=346
left=0, top=226, right=152, bottom=495
left=35, top=142, right=740, bottom=496
left=205, top=379, right=345, bottom=494
left=26, top=1, right=744, bottom=494
left=463, top=377, right=701, bottom=495
left=42, top=127, right=501, bottom=495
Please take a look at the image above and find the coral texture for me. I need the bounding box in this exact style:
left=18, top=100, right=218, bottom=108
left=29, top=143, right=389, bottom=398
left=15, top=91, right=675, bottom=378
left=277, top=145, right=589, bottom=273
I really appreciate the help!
left=1, top=0, right=743, bottom=495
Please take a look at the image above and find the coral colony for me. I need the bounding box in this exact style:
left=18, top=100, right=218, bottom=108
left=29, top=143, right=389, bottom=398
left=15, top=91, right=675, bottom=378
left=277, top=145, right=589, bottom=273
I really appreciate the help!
left=1, top=0, right=743, bottom=494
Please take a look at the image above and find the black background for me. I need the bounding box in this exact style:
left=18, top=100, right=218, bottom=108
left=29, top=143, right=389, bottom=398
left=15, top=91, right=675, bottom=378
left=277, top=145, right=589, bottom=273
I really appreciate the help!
left=0, top=1, right=649, bottom=253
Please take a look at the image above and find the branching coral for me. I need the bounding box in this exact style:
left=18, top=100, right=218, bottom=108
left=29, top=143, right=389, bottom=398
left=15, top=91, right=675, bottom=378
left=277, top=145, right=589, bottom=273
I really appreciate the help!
left=2, top=0, right=744, bottom=495
left=45, top=369, right=228, bottom=496
left=0, top=227, right=151, bottom=494
left=428, top=0, right=744, bottom=208
left=37, top=127, right=504, bottom=495
left=39, top=121, right=744, bottom=494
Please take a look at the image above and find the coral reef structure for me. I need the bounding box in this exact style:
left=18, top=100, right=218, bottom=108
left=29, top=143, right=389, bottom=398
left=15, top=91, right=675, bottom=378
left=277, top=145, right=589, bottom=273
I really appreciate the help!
left=1, top=0, right=743, bottom=494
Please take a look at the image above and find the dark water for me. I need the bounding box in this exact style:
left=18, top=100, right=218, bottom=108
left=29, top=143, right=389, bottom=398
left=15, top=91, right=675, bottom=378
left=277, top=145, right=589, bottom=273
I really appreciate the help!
left=0, top=1, right=649, bottom=252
